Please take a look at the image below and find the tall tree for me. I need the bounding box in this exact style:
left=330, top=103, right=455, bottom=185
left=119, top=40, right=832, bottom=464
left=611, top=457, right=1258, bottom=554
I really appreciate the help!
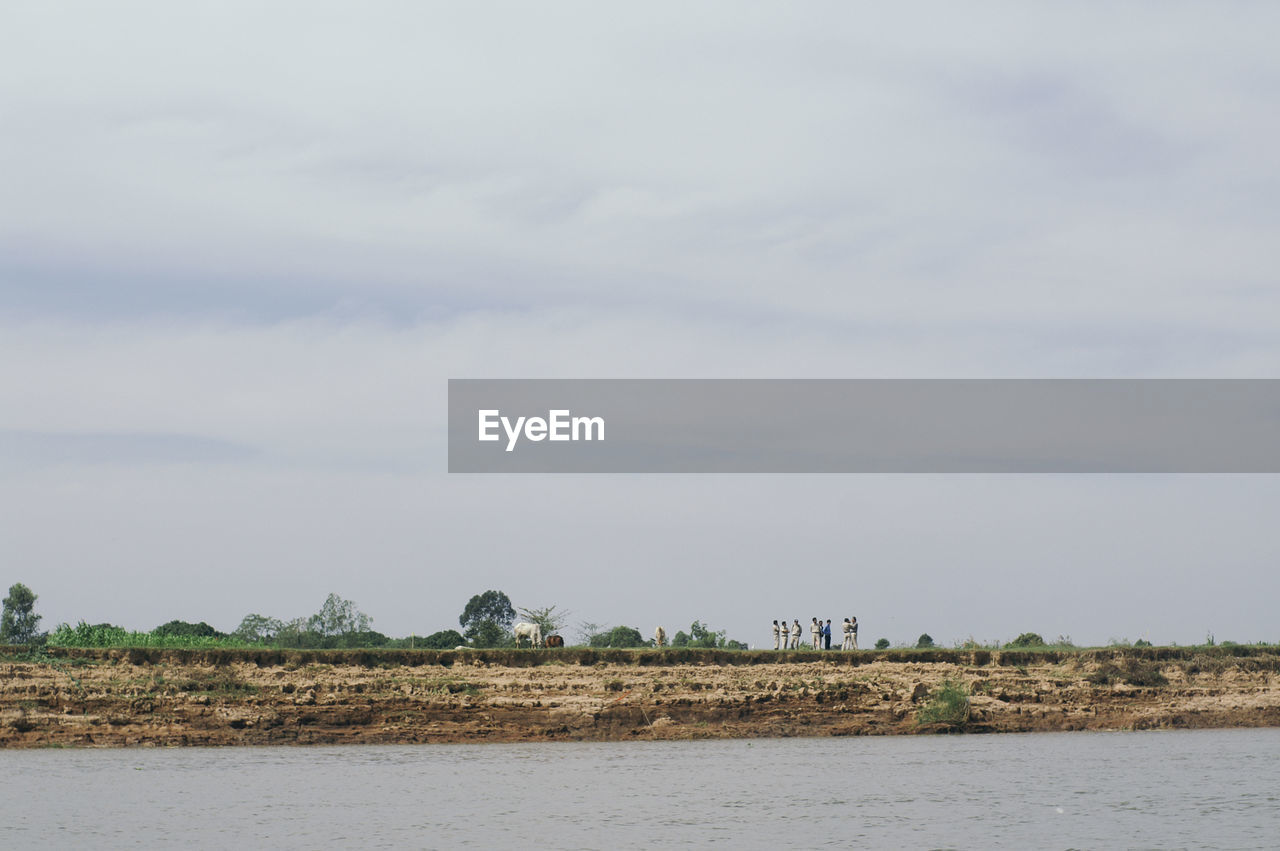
left=517, top=605, right=570, bottom=638
left=308, top=593, right=372, bottom=637
left=232, top=614, right=284, bottom=644
left=1, top=583, right=42, bottom=644
left=459, top=590, right=514, bottom=647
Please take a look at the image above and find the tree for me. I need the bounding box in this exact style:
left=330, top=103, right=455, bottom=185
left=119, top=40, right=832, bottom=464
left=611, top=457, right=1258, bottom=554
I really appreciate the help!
left=576, top=621, right=607, bottom=646
left=419, top=629, right=466, bottom=649
left=154, top=620, right=224, bottom=638
left=874, top=638, right=890, bottom=650
left=233, top=614, right=285, bottom=644
left=687, top=620, right=725, bottom=649
left=308, top=593, right=372, bottom=637
left=274, top=617, right=316, bottom=648
left=517, top=605, right=570, bottom=638
left=459, top=590, right=514, bottom=646
left=667, top=620, right=744, bottom=650
left=1006, top=632, right=1045, bottom=648
left=468, top=620, right=510, bottom=648
left=588, top=625, right=646, bottom=648
left=1, top=583, right=42, bottom=644
left=916, top=633, right=935, bottom=649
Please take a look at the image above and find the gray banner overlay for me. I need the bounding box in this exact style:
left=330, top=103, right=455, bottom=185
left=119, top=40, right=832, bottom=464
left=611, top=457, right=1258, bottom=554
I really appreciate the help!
left=448, top=380, right=1280, bottom=473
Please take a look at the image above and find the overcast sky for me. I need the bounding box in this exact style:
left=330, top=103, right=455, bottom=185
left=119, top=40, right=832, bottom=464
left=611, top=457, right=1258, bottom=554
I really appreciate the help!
left=2, top=3, right=1278, bottom=647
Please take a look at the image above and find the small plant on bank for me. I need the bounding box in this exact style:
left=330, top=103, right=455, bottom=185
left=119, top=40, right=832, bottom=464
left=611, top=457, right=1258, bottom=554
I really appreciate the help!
left=1006, top=632, right=1045, bottom=648
left=916, top=678, right=970, bottom=729
left=1133, top=639, right=1152, bottom=648
left=874, top=638, right=890, bottom=650
left=1087, top=659, right=1168, bottom=688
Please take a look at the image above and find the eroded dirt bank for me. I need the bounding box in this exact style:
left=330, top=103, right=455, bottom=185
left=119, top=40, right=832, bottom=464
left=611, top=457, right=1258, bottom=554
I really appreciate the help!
left=3, top=646, right=1278, bottom=747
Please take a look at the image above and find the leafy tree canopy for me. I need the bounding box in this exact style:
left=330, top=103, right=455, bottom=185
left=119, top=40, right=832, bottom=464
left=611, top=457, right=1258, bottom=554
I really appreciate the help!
left=1, top=583, right=42, bottom=645
left=233, top=614, right=285, bottom=644
left=154, top=620, right=224, bottom=638
left=588, top=625, right=646, bottom=648
left=916, top=633, right=935, bottom=649
left=467, top=619, right=511, bottom=648
left=418, top=629, right=466, bottom=649
left=308, top=593, right=373, bottom=637
left=460, top=590, right=515, bottom=631
left=687, top=620, right=725, bottom=649
left=1006, top=632, right=1045, bottom=648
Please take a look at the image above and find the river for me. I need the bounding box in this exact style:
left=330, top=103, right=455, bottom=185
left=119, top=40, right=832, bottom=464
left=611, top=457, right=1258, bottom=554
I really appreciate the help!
left=4, top=728, right=1278, bottom=848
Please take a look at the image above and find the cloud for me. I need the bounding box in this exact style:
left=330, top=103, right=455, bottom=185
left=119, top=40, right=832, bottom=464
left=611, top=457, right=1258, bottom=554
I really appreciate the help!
left=1, top=4, right=1279, bottom=646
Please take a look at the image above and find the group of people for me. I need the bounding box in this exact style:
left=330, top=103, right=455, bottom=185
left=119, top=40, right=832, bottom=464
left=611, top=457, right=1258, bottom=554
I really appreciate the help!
left=771, top=617, right=858, bottom=651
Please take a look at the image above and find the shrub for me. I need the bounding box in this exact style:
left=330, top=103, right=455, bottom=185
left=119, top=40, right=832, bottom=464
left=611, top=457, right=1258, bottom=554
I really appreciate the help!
left=589, top=626, right=647, bottom=648
left=154, top=620, right=224, bottom=638
left=1088, top=659, right=1168, bottom=687
left=417, top=629, right=466, bottom=649
left=1133, top=639, right=1152, bottom=648
left=916, top=634, right=935, bottom=649
left=916, top=679, right=970, bottom=729
left=1006, top=632, right=1045, bottom=648
left=875, top=638, right=890, bottom=650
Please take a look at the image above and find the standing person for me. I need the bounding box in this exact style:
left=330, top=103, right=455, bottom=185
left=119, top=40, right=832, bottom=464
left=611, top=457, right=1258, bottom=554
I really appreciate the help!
left=772, top=620, right=780, bottom=651
left=824, top=619, right=833, bottom=650
left=791, top=620, right=802, bottom=649
left=811, top=618, right=820, bottom=650
left=842, top=618, right=853, bottom=650
left=780, top=619, right=790, bottom=650
left=849, top=616, right=858, bottom=650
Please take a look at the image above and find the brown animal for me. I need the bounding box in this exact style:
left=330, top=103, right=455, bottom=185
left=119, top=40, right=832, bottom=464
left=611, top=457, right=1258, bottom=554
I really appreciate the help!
left=544, top=634, right=564, bottom=648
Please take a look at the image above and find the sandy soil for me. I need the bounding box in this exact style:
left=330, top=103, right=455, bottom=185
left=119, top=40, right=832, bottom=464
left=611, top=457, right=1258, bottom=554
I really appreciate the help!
left=2, top=646, right=1278, bottom=747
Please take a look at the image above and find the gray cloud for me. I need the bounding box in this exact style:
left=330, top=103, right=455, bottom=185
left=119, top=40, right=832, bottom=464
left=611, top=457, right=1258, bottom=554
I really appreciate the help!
left=1, top=3, right=1278, bottom=645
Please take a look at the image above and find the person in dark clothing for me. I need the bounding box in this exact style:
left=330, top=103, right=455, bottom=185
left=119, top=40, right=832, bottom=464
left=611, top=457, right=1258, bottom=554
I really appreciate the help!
left=823, top=619, right=832, bottom=650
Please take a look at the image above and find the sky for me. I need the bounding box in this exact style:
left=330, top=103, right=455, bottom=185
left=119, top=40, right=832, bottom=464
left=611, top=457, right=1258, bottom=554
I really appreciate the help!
left=2, top=3, right=1278, bottom=648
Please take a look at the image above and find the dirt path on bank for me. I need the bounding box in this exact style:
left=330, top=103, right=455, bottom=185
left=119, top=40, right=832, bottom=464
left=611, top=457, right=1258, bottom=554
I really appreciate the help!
left=3, top=646, right=1278, bottom=747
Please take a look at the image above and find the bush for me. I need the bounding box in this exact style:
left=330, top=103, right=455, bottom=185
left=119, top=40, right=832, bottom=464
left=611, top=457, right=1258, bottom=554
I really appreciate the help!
left=875, top=638, right=890, bottom=650
left=1133, top=639, right=1152, bottom=648
left=418, top=629, right=466, bottom=649
left=664, top=621, right=746, bottom=650
left=916, top=634, right=935, bottom=649
left=1006, top=632, right=1045, bottom=648
left=154, top=620, right=224, bottom=638
left=1088, top=659, right=1168, bottom=687
left=917, top=679, right=970, bottom=728
left=589, top=626, right=647, bottom=648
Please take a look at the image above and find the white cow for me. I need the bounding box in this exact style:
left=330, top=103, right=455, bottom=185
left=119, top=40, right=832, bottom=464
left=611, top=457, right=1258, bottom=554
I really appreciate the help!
left=513, top=621, right=542, bottom=648
left=654, top=626, right=667, bottom=648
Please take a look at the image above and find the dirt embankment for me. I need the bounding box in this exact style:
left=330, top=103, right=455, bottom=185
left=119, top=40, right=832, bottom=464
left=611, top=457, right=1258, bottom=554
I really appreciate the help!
left=2, top=646, right=1278, bottom=748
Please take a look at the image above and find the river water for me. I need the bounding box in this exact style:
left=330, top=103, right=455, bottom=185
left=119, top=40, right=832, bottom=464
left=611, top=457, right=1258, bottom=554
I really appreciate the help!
left=3, top=728, right=1278, bottom=849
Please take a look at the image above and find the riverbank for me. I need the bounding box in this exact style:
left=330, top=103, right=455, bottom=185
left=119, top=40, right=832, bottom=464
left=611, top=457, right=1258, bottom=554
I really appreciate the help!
left=2, top=646, right=1278, bottom=747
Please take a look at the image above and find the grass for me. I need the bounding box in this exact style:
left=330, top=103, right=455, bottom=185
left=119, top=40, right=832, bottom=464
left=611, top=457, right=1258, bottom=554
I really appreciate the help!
left=1087, top=659, right=1169, bottom=687
left=916, top=678, right=971, bottom=729
left=48, top=622, right=254, bottom=649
